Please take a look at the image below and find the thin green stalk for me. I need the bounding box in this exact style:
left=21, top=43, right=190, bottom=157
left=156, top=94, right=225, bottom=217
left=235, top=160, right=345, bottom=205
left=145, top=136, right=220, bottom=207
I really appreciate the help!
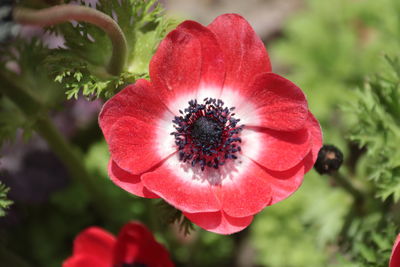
left=333, top=172, right=365, bottom=204
left=0, top=73, right=112, bottom=221
left=13, top=5, right=127, bottom=76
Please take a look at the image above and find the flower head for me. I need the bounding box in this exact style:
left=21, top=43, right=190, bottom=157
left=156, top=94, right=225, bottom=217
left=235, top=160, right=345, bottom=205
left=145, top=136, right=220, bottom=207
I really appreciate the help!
left=391, top=234, right=400, bottom=267
left=99, top=14, right=322, bottom=234
left=63, top=222, right=174, bottom=267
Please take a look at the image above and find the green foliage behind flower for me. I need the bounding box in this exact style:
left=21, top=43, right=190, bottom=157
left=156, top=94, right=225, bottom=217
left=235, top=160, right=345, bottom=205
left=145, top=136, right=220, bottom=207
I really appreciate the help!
left=47, top=0, right=177, bottom=99
left=346, top=56, right=400, bottom=202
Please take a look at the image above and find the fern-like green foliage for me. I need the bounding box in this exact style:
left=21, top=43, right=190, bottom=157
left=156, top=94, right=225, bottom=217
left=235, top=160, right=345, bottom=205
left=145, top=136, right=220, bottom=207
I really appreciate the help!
left=0, top=182, right=13, bottom=217
left=0, top=38, right=64, bottom=146
left=343, top=212, right=398, bottom=267
left=45, top=0, right=176, bottom=99
left=347, top=56, right=400, bottom=202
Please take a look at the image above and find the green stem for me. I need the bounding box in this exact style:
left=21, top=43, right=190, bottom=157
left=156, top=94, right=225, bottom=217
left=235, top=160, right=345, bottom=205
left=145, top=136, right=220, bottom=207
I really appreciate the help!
left=0, top=73, right=111, bottom=221
left=13, top=5, right=127, bottom=76
left=332, top=172, right=365, bottom=203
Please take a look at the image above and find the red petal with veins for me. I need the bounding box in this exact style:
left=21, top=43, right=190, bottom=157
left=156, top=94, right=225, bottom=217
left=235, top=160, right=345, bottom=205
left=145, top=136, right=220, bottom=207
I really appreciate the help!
left=208, top=13, right=272, bottom=91
left=141, top=154, right=222, bottom=213
left=99, top=79, right=170, bottom=143
left=217, top=157, right=272, bottom=217
left=240, top=73, right=308, bottom=131
left=108, top=160, right=159, bottom=198
left=150, top=20, right=225, bottom=113
left=108, top=116, right=175, bottom=175
left=184, top=210, right=253, bottom=235
left=241, top=126, right=311, bottom=172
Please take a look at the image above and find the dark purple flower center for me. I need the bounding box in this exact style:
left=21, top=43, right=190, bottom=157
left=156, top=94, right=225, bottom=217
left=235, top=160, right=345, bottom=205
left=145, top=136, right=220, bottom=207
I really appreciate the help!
left=171, top=98, right=244, bottom=171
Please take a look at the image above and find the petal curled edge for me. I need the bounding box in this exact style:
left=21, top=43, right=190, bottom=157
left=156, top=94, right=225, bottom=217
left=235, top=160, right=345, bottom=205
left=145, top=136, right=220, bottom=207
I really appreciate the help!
left=108, top=160, right=159, bottom=198
left=108, top=116, right=175, bottom=175
left=207, top=13, right=271, bottom=92
left=238, top=73, right=309, bottom=131
left=71, top=227, right=115, bottom=264
left=184, top=210, right=253, bottom=235
left=303, top=111, right=323, bottom=173
left=240, top=112, right=322, bottom=205
left=150, top=20, right=225, bottom=113
left=390, top=234, right=400, bottom=267
left=113, top=222, right=174, bottom=267
left=141, top=154, right=222, bottom=213
left=99, top=79, right=170, bottom=143
left=257, top=160, right=305, bottom=206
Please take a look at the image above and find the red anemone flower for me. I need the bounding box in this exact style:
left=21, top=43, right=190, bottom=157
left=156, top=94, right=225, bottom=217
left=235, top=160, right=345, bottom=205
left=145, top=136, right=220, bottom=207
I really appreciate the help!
left=99, top=14, right=322, bottom=234
left=391, top=234, right=400, bottom=267
left=63, top=222, right=174, bottom=267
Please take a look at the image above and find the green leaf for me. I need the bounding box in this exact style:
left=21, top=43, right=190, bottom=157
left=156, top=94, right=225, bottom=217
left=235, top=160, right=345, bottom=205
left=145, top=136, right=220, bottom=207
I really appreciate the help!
left=346, top=55, right=400, bottom=202
left=0, top=182, right=13, bottom=217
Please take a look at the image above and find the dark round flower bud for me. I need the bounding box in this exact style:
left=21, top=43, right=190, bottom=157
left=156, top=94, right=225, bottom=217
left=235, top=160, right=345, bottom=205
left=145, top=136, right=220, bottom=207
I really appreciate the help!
left=314, top=145, right=344, bottom=174
left=0, top=0, right=19, bottom=43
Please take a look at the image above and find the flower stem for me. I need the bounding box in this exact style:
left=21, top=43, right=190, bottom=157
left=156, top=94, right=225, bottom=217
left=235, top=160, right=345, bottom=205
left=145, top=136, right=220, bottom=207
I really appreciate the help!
left=13, top=5, right=127, bottom=76
left=0, top=73, right=112, bottom=221
left=332, top=172, right=365, bottom=203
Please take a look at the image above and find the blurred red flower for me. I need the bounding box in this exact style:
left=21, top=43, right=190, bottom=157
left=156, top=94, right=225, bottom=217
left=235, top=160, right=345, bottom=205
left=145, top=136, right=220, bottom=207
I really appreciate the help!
left=63, top=222, right=174, bottom=267
left=99, top=13, right=322, bottom=234
left=391, top=234, right=400, bottom=267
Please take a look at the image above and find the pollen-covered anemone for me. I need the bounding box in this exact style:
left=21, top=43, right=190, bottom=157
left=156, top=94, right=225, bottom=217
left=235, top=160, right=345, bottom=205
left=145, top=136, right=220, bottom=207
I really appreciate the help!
left=99, top=13, right=323, bottom=234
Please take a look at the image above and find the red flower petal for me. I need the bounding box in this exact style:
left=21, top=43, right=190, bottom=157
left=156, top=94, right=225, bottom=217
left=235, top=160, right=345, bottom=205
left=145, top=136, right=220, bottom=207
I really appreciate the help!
left=143, top=154, right=272, bottom=218
left=141, top=154, right=222, bottom=213
left=63, top=255, right=107, bottom=267
left=238, top=73, right=308, bottom=131
left=150, top=20, right=225, bottom=113
left=113, top=222, right=174, bottom=267
left=108, top=116, right=175, bottom=175
left=184, top=210, right=253, bottom=235
left=108, top=160, right=159, bottom=198
left=217, top=157, right=272, bottom=217
left=72, top=227, right=115, bottom=264
left=259, top=162, right=305, bottom=205
left=241, top=126, right=311, bottom=172
left=303, top=112, right=323, bottom=173
left=390, top=234, right=400, bottom=267
left=208, top=13, right=271, bottom=92
left=99, top=79, right=171, bottom=143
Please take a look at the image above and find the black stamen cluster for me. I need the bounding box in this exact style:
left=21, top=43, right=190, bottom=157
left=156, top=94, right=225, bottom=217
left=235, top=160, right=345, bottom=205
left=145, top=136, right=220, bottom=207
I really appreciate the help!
left=171, top=98, right=244, bottom=171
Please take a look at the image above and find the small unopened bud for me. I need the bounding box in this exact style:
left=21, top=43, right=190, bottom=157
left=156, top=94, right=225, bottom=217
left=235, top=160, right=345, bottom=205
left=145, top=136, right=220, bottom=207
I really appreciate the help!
left=314, top=145, right=344, bottom=174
